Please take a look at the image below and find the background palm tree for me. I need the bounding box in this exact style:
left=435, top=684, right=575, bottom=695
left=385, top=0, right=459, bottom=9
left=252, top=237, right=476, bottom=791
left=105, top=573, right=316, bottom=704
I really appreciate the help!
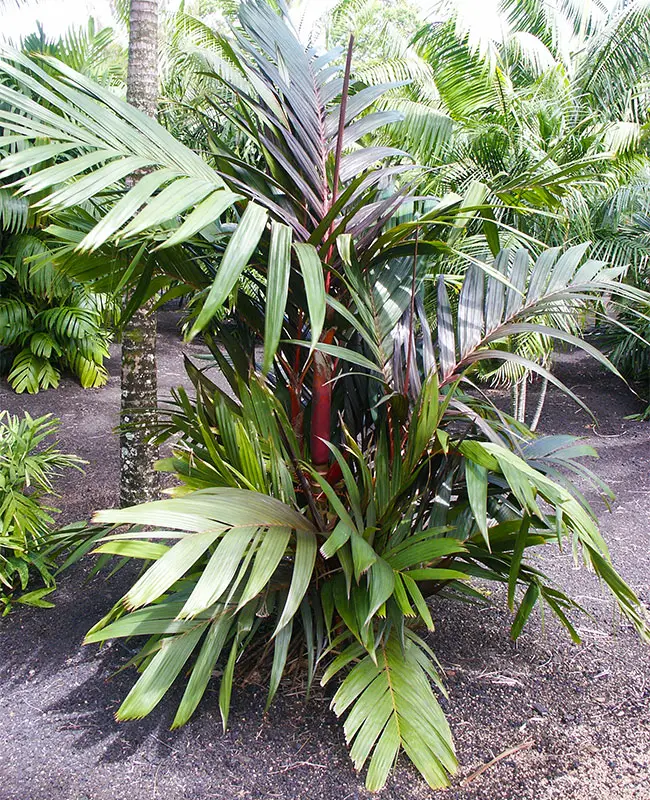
left=326, top=0, right=650, bottom=420
left=0, top=19, right=124, bottom=392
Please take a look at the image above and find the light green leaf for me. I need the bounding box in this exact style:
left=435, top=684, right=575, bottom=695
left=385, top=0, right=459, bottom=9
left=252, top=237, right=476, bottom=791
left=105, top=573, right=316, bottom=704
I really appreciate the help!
left=93, top=540, right=170, bottom=560
left=275, top=529, right=317, bottom=632
left=190, top=203, right=268, bottom=337
left=508, top=515, right=531, bottom=610
left=465, top=459, right=489, bottom=549
left=85, top=603, right=196, bottom=642
left=510, top=582, right=540, bottom=640
left=172, top=611, right=234, bottom=728
left=219, top=637, right=239, bottom=732
left=329, top=634, right=456, bottom=790
left=237, top=526, right=292, bottom=608
left=263, top=222, right=292, bottom=373
left=293, top=242, right=325, bottom=352
left=351, top=530, right=378, bottom=582
left=179, top=526, right=259, bottom=618
left=158, top=189, right=243, bottom=249
left=365, top=557, right=395, bottom=626
left=266, top=617, right=293, bottom=709
left=124, top=530, right=223, bottom=610
left=320, top=519, right=352, bottom=559
left=286, top=339, right=382, bottom=373
left=402, top=573, right=434, bottom=630
left=117, top=625, right=207, bottom=720
left=79, top=168, right=178, bottom=250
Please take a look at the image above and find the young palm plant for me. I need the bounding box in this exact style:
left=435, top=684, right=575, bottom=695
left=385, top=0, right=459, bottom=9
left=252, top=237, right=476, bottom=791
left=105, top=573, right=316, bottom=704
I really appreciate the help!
left=0, top=19, right=124, bottom=392
left=0, top=0, right=648, bottom=790
left=0, top=411, right=84, bottom=612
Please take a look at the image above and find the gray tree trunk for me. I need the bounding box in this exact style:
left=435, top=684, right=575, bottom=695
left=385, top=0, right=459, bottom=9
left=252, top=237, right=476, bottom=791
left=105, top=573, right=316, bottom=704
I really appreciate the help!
left=120, top=0, right=160, bottom=507
left=511, top=381, right=519, bottom=420
left=530, top=376, right=549, bottom=432
left=517, top=375, right=527, bottom=423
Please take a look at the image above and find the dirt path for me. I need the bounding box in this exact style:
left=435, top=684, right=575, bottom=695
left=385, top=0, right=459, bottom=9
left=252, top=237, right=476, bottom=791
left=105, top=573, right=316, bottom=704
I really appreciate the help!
left=0, top=322, right=648, bottom=800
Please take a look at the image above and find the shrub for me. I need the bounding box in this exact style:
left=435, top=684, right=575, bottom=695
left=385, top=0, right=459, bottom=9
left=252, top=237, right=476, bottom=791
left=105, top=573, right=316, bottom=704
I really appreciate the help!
left=85, top=270, right=650, bottom=790
left=0, top=411, right=83, bottom=612
left=0, top=224, right=112, bottom=393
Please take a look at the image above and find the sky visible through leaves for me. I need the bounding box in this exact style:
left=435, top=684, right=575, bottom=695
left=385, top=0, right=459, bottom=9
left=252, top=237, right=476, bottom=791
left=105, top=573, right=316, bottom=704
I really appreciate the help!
left=1, top=0, right=449, bottom=42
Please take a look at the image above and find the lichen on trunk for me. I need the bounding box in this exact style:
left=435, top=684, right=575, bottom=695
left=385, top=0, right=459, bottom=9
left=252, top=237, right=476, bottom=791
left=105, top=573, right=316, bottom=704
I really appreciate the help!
left=120, top=298, right=158, bottom=506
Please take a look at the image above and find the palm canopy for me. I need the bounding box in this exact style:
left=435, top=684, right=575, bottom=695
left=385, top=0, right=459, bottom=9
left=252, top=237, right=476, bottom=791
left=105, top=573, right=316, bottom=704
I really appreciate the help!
left=1, top=0, right=407, bottom=241
left=430, top=0, right=650, bottom=101
left=351, top=0, right=650, bottom=395
left=391, top=0, right=650, bottom=200
left=19, top=18, right=126, bottom=89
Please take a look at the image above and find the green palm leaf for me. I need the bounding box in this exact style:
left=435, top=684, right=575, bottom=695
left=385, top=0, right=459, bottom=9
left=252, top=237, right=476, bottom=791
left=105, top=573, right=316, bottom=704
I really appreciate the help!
left=93, top=488, right=318, bottom=615
left=323, top=631, right=456, bottom=791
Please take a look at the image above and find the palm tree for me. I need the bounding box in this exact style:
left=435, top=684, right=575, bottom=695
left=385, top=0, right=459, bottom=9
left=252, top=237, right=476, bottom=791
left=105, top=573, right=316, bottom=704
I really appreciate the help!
left=120, top=0, right=160, bottom=506
left=0, top=1, right=648, bottom=790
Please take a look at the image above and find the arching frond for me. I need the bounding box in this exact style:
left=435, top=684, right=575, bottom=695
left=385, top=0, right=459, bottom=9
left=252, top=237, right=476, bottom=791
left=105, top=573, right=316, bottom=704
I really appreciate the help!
left=414, top=20, right=504, bottom=118
left=7, top=348, right=60, bottom=393
left=21, top=18, right=126, bottom=89
left=576, top=0, right=650, bottom=117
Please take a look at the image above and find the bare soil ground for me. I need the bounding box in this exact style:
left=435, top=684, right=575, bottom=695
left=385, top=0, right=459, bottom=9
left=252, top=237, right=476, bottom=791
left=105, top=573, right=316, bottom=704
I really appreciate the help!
left=0, top=315, right=648, bottom=800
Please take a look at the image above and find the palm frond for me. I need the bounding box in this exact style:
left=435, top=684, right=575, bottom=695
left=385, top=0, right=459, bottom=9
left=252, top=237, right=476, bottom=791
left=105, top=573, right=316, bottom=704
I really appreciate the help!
left=576, top=0, right=650, bottom=118
left=324, top=631, right=456, bottom=790
left=0, top=188, right=28, bottom=234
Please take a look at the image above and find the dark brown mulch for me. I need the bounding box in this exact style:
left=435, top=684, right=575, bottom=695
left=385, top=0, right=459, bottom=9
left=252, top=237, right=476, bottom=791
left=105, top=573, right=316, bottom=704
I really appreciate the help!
left=0, top=318, right=649, bottom=800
